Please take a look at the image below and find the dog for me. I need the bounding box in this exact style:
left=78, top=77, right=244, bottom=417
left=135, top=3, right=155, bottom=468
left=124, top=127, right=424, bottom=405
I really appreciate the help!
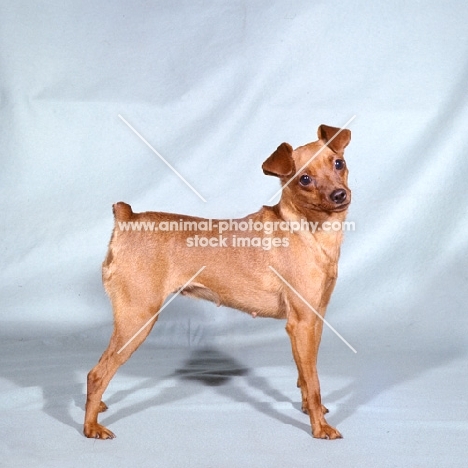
left=84, top=124, right=351, bottom=440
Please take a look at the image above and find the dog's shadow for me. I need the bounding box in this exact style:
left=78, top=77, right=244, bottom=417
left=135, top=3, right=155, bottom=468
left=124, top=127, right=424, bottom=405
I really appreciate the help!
left=173, top=346, right=249, bottom=386
left=100, top=346, right=310, bottom=434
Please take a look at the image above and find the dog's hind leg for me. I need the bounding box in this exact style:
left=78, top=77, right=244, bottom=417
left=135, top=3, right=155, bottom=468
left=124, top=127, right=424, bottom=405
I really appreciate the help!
left=84, top=297, right=163, bottom=439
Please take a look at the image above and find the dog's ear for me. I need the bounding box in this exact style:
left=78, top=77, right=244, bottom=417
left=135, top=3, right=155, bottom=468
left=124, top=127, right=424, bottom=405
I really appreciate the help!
left=262, top=143, right=295, bottom=178
left=318, top=124, right=351, bottom=153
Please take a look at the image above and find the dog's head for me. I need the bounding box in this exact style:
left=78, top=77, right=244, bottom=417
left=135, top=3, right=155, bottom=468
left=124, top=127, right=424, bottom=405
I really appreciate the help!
left=262, top=124, right=351, bottom=214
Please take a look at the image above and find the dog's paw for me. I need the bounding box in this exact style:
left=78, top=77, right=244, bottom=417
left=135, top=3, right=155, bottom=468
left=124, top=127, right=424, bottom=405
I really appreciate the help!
left=98, top=401, right=108, bottom=413
left=312, top=423, right=342, bottom=440
left=83, top=423, right=116, bottom=440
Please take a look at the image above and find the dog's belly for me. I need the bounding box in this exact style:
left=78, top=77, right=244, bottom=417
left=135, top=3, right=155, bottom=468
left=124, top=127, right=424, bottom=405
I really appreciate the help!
left=179, top=281, right=286, bottom=319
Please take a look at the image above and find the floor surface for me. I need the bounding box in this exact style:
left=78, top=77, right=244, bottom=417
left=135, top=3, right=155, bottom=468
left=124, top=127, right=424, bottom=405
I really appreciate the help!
left=1, top=323, right=466, bottom=467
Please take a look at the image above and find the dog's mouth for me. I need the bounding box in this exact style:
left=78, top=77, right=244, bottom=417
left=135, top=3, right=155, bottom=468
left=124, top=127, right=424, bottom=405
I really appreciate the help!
left=300, top=200, right=350, bottom=214
left=328, top=201, right=350, bottom=212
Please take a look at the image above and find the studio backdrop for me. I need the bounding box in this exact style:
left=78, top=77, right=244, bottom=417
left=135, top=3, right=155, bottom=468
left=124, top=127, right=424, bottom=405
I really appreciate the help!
left=0, top=1, right=467, bottom=466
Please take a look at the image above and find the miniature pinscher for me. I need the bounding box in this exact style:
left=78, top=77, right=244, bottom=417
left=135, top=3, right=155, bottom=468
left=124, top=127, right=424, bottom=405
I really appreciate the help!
left=84, top=124, right=351, bottom=440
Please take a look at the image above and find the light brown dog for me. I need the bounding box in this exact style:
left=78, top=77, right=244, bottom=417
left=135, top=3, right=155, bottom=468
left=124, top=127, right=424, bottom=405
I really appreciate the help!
left=84, top=124, right=351, bottom=440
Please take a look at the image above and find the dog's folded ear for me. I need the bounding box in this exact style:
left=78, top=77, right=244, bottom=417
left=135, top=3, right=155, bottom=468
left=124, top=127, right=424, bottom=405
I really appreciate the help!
left=262, top=142, right=295, bottom=178
left=318, top=125, right=351, bottom=153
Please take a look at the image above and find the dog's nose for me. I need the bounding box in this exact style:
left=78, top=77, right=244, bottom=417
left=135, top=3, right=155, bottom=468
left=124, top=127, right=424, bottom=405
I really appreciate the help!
left=330, top=189, right=347, bottom=204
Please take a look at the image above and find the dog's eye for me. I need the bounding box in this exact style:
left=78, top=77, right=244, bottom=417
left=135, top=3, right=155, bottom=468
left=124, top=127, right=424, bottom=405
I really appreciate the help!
left=335, top=159, right=345, bottom=170
left=299, top=174, right=312, bottom=186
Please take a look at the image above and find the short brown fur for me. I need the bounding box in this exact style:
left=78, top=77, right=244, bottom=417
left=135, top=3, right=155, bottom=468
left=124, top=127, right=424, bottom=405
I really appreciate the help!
left=84, top=124, right=352, bottom=440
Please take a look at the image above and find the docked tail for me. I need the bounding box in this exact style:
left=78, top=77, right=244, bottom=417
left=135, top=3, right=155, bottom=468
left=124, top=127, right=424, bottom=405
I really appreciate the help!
left=112, top=202, right=133, bottom=221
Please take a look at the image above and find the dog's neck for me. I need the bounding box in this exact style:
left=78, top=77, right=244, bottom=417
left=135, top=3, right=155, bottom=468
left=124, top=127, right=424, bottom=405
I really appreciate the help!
left=275, top=199, right=347, bottom=266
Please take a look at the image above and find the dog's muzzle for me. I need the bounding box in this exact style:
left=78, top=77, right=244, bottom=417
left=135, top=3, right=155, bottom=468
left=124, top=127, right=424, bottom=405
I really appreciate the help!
left=329, top=189, right=347, bottom=205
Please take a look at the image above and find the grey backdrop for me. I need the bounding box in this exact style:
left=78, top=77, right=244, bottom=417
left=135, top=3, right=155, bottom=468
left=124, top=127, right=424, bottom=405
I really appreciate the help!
left=1, top=1, right=467, bottom=467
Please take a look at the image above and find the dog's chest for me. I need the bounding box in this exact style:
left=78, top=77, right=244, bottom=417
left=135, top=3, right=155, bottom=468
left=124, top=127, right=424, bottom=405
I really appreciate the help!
left=295, top=230, right=343, bottom=269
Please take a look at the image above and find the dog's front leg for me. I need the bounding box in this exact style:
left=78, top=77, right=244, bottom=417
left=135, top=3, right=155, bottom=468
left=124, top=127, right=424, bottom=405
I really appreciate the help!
left=286, top=306, right=341, bottom=440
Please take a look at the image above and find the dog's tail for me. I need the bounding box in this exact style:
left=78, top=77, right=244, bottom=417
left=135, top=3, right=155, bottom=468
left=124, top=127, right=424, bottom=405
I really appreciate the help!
left=112, top=201, right=134, bottom=221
